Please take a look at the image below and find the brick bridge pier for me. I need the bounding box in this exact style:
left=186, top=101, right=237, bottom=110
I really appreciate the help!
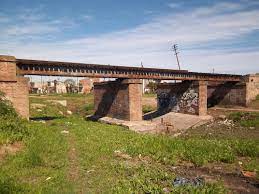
left=0, top=55, right=259, bottom=120
left=0, top=56, right=29, bottom=118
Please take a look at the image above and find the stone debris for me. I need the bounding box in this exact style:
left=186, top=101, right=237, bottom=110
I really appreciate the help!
left=61, top=130, right=69, bottom=134
left=45, top=177, right=52, bottom=181
left=59, top=111, right=64, bottom=115
left=36, top=109, right=42, bottom=112
left=173, top=177, right=205, bottom=187
left=218, top=115, right=227, bottom=120
left=162, top=187, right=170, bottom=193
left=65, top=122, right=72, bottom=126
left=242, top=171, right=257, bottom=178
left=87, top=169, right=95, bottom=174
left=114, top=150, right=132, bottom=160
left=67, top=110, right=72, bottom=115
left=218, top=119, right=234, bottom=127
left=31, top=103, right=46, bottom=109
left=47, top=100, right=67, bottom=107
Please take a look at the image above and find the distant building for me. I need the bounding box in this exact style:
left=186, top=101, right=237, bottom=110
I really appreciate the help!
left=29, top=78, right=100, bottom=94
left=80, top=78, right=100, bottom=94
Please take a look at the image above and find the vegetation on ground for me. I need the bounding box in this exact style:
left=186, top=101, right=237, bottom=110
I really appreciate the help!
left=0, top=93, right=258, bottom=193
left=142, top=105, right=156, bottom=114
left=229, top=112, right=259, bottom=128
left=0, top=92, right=28, bottom=145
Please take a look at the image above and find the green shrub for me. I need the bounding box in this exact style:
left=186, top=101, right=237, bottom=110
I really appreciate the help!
left=142, top=105, right=156, bottom=114
left=0, top=170, right=25, bottom=193
left=84, top=103, right=94, bottom=115
left=229, top=112, right=259, bottom=128
left=0, top=91, right=29, bottom=144
left=0, top=91, right=17, bottom=117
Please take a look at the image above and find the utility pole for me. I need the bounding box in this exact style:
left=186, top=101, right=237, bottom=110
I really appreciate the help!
left=172, top=44, right=181, bottom=70
left=141, top=62, right=145, bottom=94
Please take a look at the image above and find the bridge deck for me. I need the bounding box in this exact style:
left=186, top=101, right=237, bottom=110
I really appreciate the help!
left=15, top=58, right=242, bottom=82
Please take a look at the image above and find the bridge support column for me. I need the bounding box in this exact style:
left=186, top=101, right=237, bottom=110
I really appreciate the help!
left=0, top=55, right=29, bottom=119
left=156, top=81, right=207, bottom=116
left=207, top=75, right=259, bottom=107
left=93, top=79, right=142, bottom=121
left=245, top=74, right=259, bottom=105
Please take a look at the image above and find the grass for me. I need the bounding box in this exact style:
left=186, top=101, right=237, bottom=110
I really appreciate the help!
left=143, top=93, right=157, bottom=98
left=229, top=112, right=259, bottom=128
left=0, top=92, right=29, bottom=145
left=142, top=105, right=156, bottom=114
left=0, top=121, right=73, bottom=193
left=0, top=93, right=258, bottom=193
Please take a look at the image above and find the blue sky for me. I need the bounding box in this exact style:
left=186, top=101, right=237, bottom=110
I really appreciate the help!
left=1, top=0, right=259, bottom=74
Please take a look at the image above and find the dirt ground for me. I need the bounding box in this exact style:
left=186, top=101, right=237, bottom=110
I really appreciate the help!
left=0, top=142, right=23, bottom=161
left=172, top=163, right=259, bottom=194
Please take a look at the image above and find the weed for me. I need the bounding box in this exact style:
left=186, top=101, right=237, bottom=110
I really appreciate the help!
left=0, top=92, right=28, bottom=144
left=142, top=105, right=156, bottom=114
left=0, top=170, right=26, bottom=194
left=229, top=112, right=259, bottom=128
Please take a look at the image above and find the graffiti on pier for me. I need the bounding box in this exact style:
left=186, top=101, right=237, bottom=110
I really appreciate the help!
left=157, top=87, right=199, bottom=114
left=179, top=88, right=198, bottom=114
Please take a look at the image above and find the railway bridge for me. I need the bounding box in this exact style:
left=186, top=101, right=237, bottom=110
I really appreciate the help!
left=0, top=55, right=258, bottom=120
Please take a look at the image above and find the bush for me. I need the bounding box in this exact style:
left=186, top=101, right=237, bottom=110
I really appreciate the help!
left=228, top=112, right=259, bottom=128
left=84, top=103, right=94, bottom=115
left=0, top=91, right=29, bottom=144
left=142, top=105, right=155, bottom=114
left=0, top=171, right=25, bottom=193
left=0, top=91, right=17, bottom=117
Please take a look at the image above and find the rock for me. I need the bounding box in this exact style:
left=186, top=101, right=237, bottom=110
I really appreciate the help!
left=36, top=109, right=42, bottom=112
left=114, top=150, right=132, bottom=160
left=47, top=100, right=67, bottom=107
left=61, top=130, right=69, bottom=134
left=67, top=110, right=72, bottom=115
left=59, top=111, right=64, bottom=115
left=218, top=115, right=227, bottom=120
left=242, top=171, right=257, bottom=178
left=162, top=187, right=170, bottom=193
left=46, top=177, right=52, bottom=181
left=87, top=169, right=95, bottom=173
left=31, top=103, right=46, bottom=109
left=173, top=177, right=204, bottom=187
left=173, top=132, right=182, bottom=137
left=249, top=127, right=255, bottom=130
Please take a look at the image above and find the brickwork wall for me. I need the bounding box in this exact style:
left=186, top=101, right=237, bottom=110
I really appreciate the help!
left=0, top=77, right=29, bottom=119
left=0, top=55, right=17, bottom=81
left=198, top=81, right=207, bottom=116
left=207, top=82, right=246, bottom=107
left=245, top=74, right=259, bottom=105
left=0, top=55, right=29, bottom=119
left=93, top=79, right=142, bottom=121
left=128, top=82, right=142, bottom=120
left=157, top=81, right=207, bottom=115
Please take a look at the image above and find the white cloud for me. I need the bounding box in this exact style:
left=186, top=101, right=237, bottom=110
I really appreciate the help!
left=1, top=1, right=259, bottom=74
left=168, top=2, right=181, bottom=9
left=82, top=15, right=93, bottom=21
